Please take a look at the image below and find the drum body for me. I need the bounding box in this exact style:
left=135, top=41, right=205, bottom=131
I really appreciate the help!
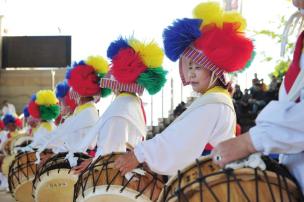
left=158, top=156, right=303, bottom=202
left=32, top=152, right=90, bottom=202
left=8, top=151, right=37, bottom=202
left=74, top=152, right=164, bottom=202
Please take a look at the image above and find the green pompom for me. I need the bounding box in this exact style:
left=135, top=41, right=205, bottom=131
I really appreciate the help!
left=97, top=73, right=106, bottom=78
left=101, top=88, right=112, bottom=97
left=137, top=67, right=167, bottom=95
left=39, top=105, right=60, bottom=121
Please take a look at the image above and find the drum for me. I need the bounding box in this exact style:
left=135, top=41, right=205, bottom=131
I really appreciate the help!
left=73, top=152, right=165, bottom=202
left=8, top=151, right=37, bottom=202
left=32, top=152, right=90, bottom=202
left=11, top=135, right=33, bottom=154
left=1, top=135, right=34, bottom=177
left=158, top=156, right=304, bottom=202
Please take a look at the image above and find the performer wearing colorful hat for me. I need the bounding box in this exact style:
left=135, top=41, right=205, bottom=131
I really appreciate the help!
left=22, top=106, right=40, bottom=136
left=23, top=90, right=60, bottom=150
left=2, top=114, right=23, bottom=139
left=37, top=56, right=110, bottom=166
left=73, top=37, right=167, bottom=173
left=212, top=0, right=304, bottom=195
left=114, top=2, right=254, bottom=176
left=54, top=80, right=77, bottom=125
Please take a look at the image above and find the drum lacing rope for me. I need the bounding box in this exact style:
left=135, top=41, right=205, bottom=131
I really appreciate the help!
left=282, top=172, right=293, bottom=202
left=135, top=171, right=160, bottom=199
left=262, top=170, right=276, bottom=202
left=196, top=159, right=204, bottom=202
left=226, top=168, right=251, bottom=202
left=254, top=168, right=259, bottom=202
left=12, top=152, right=36, bottom=189
left=276, top=171, right=284, bottom=201
left=175, top=170, right=190, bottom=202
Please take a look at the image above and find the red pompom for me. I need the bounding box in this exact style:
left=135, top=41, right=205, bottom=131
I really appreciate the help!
left=68, top=65, right=100, bottom=96
left=194, top=23, right=254, bottom=72
left=111, top=48, right=147, bottom=83
left=0, top=120, right=5, bottom=130
left=15, top=118, right=23, bottom=128
left=28, top=101, right=40, bottom=118
left=64, top=91, right=77, bottom=112
left=55, top=114, right=63, bottom=126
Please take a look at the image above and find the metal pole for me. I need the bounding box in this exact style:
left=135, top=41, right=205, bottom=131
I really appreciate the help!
left=150, top=95, right=153, bottom=126
left=0, top=15, right=3, bottom=68
left=51, top=70, right=56, bottom=90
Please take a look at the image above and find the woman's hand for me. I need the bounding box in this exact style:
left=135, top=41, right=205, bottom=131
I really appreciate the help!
left=114, top=151, right=140, bottom=176
left=72, top=158, right=93, bottom=175
left=211, top=132, right=256, bottom=167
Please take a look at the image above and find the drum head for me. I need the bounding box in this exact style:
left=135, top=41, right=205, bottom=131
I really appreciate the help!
left=34, top=169, right=78, bottom=202
left=33, top=152, right=89, bottom=202
left=14, top=179, right=35, bottom=202
left=77, top=185, right=151, bottom=202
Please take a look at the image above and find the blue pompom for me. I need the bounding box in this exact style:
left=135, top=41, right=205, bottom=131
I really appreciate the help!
left=163, top=18, right=202, bottom=61
left=65, top=66, right=72, bottom=79
left=107, top=37, right=130, bottom=59
left=3, top=114, right=15, bottom=125
left=31, top=94, right=36, bottom=101
left=56, top=80, right=70, bottom=98
left=23, top=107, right=30, bottom=118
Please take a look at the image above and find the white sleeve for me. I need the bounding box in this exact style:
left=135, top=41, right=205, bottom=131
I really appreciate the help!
left=249, top=100, right=304, bottom=154
left=134, top=104, right=233, bottom=176
left=95, top=117, right=129, bottom=157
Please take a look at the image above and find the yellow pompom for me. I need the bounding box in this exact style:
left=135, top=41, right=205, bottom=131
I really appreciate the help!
left=86, top=55, right=109, bottom=74
left=129, top=40, right=164, bottom=68
left=128, top=38, right=144, bottom=51
left=193, top=2, right=223, bottom=28
left=223, top=12, right=247, bottom=32
left=35, top=90, right=58, bottom=106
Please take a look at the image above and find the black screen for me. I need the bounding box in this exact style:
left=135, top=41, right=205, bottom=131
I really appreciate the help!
left=2, top=36, right=71, bottom=68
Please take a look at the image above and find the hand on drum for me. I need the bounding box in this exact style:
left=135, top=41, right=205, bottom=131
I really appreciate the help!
left=114, top=150, right=139, bottom=176
left=211, top=132, right=257, bottom=167
left=72, top=158, right=93, bottom=174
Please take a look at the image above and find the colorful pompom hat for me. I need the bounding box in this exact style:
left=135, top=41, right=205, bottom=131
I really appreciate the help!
left=3, top=114, right=23, bottom=128
left=101, top=36, right=168, bottom=95
left=28, top=90, right=60, bottom=121
left=65, top=56, right=112, bottom=102
left=55, top=80, right=77, bottom=114
left=163, top=1, right=255, bottom=86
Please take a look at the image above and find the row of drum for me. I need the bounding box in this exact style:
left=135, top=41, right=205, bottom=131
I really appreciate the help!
left=5, top=148, right=304, bottom=202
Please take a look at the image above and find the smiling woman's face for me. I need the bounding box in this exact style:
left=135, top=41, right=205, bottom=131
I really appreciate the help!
left=181, top=56, right=213, bottom=93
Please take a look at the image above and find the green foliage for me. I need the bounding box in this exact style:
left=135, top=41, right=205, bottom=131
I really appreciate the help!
left=271, top=60, right=290, bottom=80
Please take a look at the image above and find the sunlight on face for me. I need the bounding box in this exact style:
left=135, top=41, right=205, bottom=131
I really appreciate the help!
left=181, top=56, right=212, bottom=93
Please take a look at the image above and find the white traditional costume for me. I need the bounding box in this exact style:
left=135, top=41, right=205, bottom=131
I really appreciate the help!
left=249, top=31, right=304, bottom=193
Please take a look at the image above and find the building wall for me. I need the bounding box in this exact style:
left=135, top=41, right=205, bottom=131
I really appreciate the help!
left=0, top=69, right=66, bottom=114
